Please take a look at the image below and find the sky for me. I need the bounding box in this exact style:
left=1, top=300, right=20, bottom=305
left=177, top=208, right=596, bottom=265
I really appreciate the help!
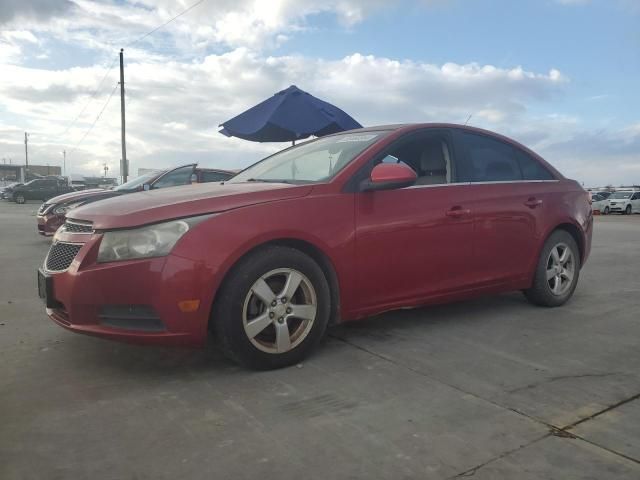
left=0, top=0, right=638, bottom=186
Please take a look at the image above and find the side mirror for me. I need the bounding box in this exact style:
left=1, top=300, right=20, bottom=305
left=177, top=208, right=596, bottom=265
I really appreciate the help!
left=361, top=163, right=417, bottom=192
left=143, top=183, right=151, bottom=191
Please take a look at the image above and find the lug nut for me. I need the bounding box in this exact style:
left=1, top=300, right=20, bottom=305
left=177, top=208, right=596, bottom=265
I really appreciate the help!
left=281, top=297, right=287, bottom=303
left=269, top=312, right=275, bottom=319
left=286, top=307, right=292, bottom=314
left=278, top=317, right=284, bottom=324
left=271, top=300, right=277, bottom=307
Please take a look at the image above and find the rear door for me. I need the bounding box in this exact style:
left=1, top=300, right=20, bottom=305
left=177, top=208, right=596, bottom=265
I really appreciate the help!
left=354, top=129, right=476, bottom=310
left=453, top=129, right=556, bottom=285
left=40, top=179, right=58, bottom=200
left=27, top=180, right=47, bottom=200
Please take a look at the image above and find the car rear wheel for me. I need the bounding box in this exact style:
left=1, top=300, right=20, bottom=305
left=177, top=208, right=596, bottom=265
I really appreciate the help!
left=524, top=230, right=580, bottom=307
left=212, top=245, right=330, bottom=370
left=15, top=194, right=25, bottom=204
left=625, top=205, right=632, bottom=215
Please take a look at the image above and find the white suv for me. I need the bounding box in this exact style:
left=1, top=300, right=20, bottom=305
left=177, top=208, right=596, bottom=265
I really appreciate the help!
left=608, top=191, right=640, bottom=214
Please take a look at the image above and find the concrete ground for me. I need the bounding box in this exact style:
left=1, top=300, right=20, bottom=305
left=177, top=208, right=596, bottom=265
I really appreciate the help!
left=0, top=201, right=638, bottom=480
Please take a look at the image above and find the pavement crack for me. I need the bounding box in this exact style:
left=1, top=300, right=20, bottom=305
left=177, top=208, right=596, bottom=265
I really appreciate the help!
left=563, top=392, right=640, bottom=430
left=445, top=435, right=549, bottom=479
left=507, top=372, right=625, bottom=394
left=330, top=333, right=640, bottom=468
left=329, top=332, right=553, bottom=427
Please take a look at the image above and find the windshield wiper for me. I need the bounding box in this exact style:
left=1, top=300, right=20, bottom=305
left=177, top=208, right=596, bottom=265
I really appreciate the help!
left=246, top=178, right=296, bottom=184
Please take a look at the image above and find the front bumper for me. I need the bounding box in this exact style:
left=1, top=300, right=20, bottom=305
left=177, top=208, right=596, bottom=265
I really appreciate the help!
left=37, top=213, right=63, bottom=236
left=608, top=203, right=627, bottom=212
left=41, top=232, right=214, bottom=347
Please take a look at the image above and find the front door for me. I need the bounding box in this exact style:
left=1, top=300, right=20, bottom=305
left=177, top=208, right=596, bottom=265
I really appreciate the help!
left=354, top=130, right=475, bottom=311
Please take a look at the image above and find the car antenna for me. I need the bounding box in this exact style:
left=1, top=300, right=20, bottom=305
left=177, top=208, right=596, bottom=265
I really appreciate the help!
left=464, top=113, right=473, bottom=126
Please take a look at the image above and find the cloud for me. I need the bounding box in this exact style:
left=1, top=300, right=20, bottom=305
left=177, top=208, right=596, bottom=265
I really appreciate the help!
left=0, top=0, right=75, bottom=24
left=0, top=48, right=572, bottom=177
left=0, top=0, right=636, bottom=187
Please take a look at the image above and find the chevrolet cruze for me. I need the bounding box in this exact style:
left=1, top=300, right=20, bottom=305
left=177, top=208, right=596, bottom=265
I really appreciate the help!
left=38, top=124, right=592, bottom=369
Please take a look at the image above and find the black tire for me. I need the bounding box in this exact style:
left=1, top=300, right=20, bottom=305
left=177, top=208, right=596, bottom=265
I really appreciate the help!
left=212, top=246, right=331, bottom=370
left=524, top=230, right=581, bottom=307
left=604, top=206, right=610, bottom=215
left=15, top=194, right=25, bottom=204
left=625, top=205, right=632, bottom=215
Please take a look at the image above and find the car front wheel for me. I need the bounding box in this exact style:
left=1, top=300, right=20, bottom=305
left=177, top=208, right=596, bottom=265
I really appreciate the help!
left=15, top=194, right=25, bottom=204
left=625, top=205, right=632, bottom=215
left=604, top=206, right=610, bottom=215
left=212, top=246, right=331, bottom=370
left=524, top=230, right=580, bottom=307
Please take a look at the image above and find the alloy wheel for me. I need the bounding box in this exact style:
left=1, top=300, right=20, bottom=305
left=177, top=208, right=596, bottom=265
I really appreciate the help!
left=546, top=243, right=575, bottom=296
left=242, top=268, right=318, bottom=354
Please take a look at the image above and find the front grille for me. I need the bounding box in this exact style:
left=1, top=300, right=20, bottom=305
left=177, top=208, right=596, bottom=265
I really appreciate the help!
left=64, top=220, right=93, bottom=234
left=45, top=242, right=82, bottom=272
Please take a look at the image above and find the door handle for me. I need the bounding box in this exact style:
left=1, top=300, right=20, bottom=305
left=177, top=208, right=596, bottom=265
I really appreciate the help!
left=446, top=207, right=471, bottom=218
left=524, top=198, right=543, bottom=208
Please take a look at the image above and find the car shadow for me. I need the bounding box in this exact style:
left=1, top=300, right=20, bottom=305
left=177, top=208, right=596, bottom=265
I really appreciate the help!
left=60, top=292, right=531, bottom=377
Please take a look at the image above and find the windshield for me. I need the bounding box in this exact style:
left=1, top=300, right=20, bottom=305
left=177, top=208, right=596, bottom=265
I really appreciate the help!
left=114, top=171, right=160, bottom=191
left=610, top=192, right=632, bottom=199
left=229, top=132, right=387, bottom=184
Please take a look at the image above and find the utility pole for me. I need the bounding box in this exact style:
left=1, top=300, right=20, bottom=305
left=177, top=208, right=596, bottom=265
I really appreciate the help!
left=103, top=163, right=109, bottom=178
left=119, top=49, right=128, bottom=183
left=62, top=150, right=66, bottom=177
left=24, top=132, right=29, bottom=177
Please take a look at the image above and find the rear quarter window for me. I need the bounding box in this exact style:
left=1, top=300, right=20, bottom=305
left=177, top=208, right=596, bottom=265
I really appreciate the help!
left=515, top=150, right=555, bottom=181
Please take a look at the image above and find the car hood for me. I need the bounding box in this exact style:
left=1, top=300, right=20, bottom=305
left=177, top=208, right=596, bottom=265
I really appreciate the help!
left=46, top=189, right=114, bottom=205
left=69, top=182, right=314, bottom=229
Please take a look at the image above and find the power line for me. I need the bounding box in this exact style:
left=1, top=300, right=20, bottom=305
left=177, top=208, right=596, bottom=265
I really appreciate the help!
left=60, top=0, right=207, bottom=140
left=68, top=83, right=119, bottom=156
left=125, top=0, right=208, bottom=48
left=60, top=56, right=119, bottom=138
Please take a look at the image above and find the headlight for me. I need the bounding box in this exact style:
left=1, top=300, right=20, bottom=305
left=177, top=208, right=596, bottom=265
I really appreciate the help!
left=97, top=217, right=209, bottom=263
left=53, top=202, right=82, bottom=215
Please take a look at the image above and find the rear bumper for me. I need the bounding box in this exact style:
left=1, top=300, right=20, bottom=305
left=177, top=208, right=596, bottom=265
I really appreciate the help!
left=43, top=235, right=215, bottom=347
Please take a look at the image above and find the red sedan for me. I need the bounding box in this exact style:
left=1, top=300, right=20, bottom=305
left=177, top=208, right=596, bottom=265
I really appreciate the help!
left=38, top=124, right=592, bottom=369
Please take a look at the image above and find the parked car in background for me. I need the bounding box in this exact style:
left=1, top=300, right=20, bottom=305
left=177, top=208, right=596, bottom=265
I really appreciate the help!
left=1, top=182, right=24, bottom=200
left=38, top=124, right=592, bottom=369
left=607, top=191, right=640, bottom=214
left=591, top=192, right=610, bottom=214
left=36, top=164, right=234, bottom=235
left=11, top=178, right=74, bottom=204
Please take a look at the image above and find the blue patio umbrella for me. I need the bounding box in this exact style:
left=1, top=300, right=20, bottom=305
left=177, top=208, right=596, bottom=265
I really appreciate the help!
left=219, top=85, right=362, bottom=143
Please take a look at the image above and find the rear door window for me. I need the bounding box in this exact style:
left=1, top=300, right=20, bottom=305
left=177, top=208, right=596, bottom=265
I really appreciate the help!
left=460, top=132, right=522, bottom=182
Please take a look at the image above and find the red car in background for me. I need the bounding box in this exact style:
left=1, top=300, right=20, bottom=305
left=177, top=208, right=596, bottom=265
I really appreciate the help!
left=36, top=164, right=234, bottom=236
left=38, top=124, right=592, bottom=369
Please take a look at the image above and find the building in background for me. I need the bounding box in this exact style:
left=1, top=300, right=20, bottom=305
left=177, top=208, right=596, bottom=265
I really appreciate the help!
left=0, top=164, right=62, bottom=183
